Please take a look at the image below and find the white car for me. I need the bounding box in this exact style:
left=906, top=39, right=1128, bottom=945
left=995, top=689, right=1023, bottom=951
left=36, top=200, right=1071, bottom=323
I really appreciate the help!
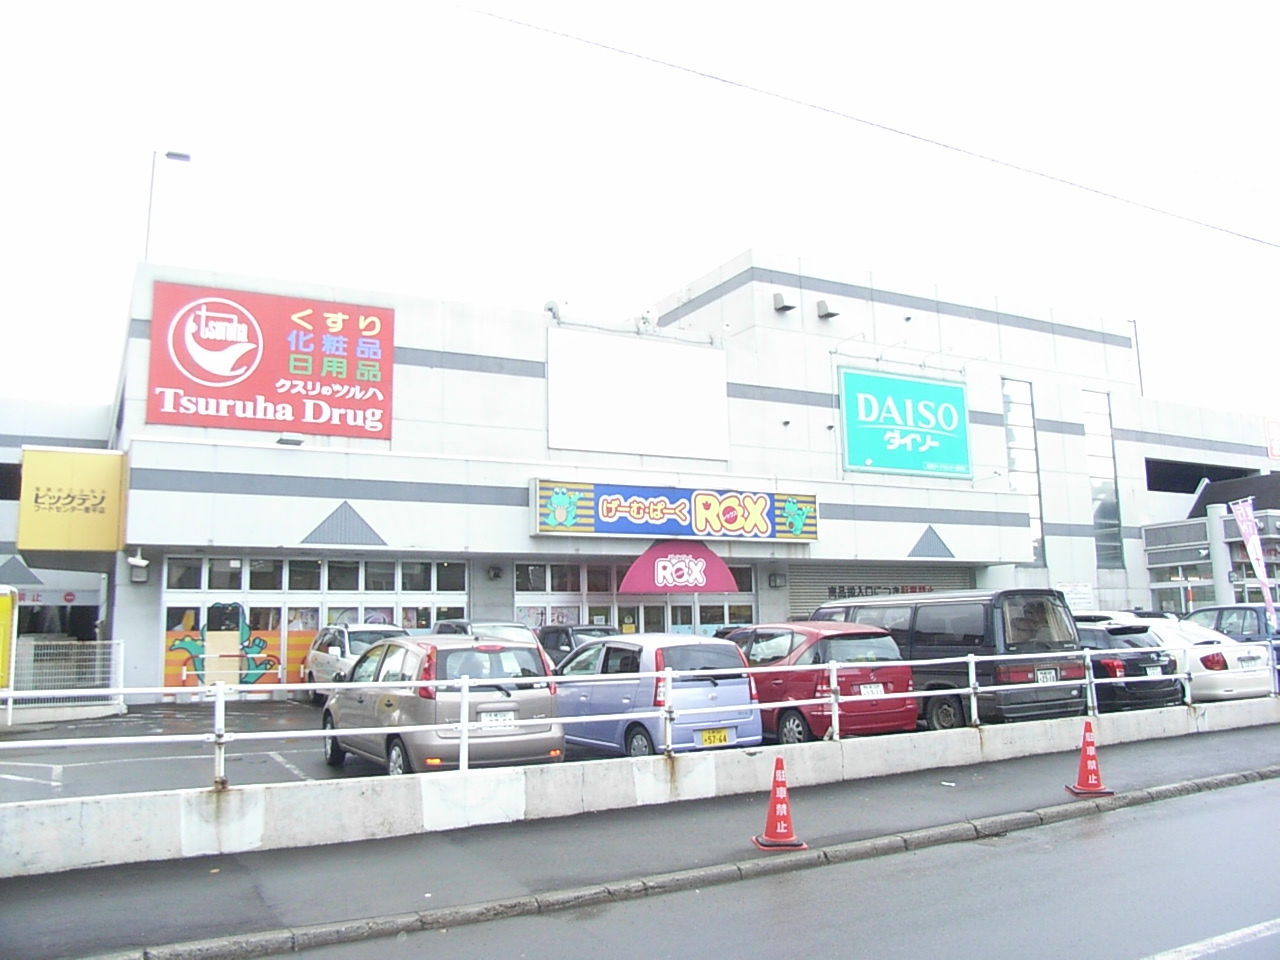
left=302, top=623, right=409, bottom=703
left=1140, top=621, right=1273, bottom=702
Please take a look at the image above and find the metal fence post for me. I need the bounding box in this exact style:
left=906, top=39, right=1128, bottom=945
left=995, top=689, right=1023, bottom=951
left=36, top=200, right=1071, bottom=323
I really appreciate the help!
left=459, top=678, right=471, bottom=773
left=212, top=681, right=228, bottom=790
left=966, top=654, right=979, bottom=727
left=662, top=667, right=674, bottom=755
left=828, top=661, right=841, bottom=741
left=1084, top=651, right=1098, bottom=716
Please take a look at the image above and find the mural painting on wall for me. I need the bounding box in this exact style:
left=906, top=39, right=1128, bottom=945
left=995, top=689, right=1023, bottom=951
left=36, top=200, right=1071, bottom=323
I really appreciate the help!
left=164, top=603, right=281, bottom=687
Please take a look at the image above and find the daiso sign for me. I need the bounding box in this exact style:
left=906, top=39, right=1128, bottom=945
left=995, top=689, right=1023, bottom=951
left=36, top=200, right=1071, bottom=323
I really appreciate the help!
left=146, top=282, right=395, bottom=440
left=839, top=368, right=971, bottom=477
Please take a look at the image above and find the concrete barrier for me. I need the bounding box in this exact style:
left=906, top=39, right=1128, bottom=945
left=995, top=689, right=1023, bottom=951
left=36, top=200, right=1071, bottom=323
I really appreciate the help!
left=2, top=698, right=1278, bottom=878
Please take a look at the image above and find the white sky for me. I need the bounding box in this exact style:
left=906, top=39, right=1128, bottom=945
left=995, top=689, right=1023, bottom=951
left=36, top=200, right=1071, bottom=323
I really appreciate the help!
left=2, top=1, right=1277, bottom=414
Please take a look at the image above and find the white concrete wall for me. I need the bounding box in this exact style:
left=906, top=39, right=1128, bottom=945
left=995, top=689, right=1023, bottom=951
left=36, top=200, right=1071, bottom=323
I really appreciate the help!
left=4, top=699, right=1276, bottom=879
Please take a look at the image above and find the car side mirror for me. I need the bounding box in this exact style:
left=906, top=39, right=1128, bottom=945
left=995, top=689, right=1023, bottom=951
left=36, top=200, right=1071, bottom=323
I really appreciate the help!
left=328, top=646, right=342, bottom=657
left=559, top=643, right=571, bottom=651
left=332, top=671, right=347, bottom=683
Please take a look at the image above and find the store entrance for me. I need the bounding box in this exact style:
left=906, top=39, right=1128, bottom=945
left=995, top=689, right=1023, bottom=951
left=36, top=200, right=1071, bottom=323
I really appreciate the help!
left=616, top=601, right=718, bottom=635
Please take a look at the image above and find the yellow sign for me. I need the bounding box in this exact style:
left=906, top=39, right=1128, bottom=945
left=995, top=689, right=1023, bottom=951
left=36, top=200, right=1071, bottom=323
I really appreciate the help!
left=17, top=448, right=127, bottom=552
left=0, top=587, right=14, bottom=689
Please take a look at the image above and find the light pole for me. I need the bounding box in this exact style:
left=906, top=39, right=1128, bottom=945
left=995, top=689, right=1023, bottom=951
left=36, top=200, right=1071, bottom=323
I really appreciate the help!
left=144, top=150, right=191, bottom=261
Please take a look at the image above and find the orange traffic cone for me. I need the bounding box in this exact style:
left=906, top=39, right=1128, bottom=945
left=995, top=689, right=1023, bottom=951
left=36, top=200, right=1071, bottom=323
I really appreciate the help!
left=752, top=756, right=808, bottom=851
left=1065, top=719, right=1113, bottom=797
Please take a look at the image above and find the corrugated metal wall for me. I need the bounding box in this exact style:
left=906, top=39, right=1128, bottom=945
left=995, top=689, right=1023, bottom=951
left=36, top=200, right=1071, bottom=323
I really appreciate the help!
left=787, top=563, right=976, bottom=618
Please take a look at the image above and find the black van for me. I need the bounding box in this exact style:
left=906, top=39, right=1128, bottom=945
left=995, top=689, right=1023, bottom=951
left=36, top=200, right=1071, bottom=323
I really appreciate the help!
left=809, top=588, right=1086, bottom=730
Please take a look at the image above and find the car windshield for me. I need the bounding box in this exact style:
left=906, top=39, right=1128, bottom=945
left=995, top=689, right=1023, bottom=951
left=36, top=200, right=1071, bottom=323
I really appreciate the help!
left=1001, top=595, right=1078, bottom=652
left=574, top=626, right=619, bottom=638
left=824, top=634, right=902, bottom=662
left=349, top=629, right=409, bottom=653
left=439, top=647, right=547, bottom=680
left=661, top=643, right=745, bottom=676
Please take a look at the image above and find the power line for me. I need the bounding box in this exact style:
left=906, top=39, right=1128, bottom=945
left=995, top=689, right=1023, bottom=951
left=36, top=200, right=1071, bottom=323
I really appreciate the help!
left=470, top=7, right=1280, bottom=251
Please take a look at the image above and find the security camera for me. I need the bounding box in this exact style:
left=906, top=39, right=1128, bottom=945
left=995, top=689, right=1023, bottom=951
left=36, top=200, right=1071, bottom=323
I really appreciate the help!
left=126, top=555, right=150, bottom=569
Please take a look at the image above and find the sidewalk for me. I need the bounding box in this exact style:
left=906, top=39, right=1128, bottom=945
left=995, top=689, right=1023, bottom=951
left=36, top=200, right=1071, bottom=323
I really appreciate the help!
left=4, top=722, right=1279, bottom=960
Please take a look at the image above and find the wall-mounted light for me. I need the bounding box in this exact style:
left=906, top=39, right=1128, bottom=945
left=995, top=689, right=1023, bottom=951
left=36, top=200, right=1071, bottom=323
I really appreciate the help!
left=816, top=300, right=839, bottom=320
left=781, top=419, right=791, bottom=427
left=487, top=565, right=504, bottom=581
left=773, top=292, right=795, bottom=313
left=768, top=573, right=787, bottom=588
left=277, top=433, right=304, bottom=446
left=826, top=424, right=836, bottom=431
left=127, top=549, right=150, bottom=584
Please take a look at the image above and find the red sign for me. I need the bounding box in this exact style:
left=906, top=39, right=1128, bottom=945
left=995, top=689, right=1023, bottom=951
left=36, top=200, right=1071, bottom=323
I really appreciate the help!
left=63, top=592, right=76, bottom=604
left=618, top=540, right=740, bottom=594
left=146, top=282, right=395, bottom=440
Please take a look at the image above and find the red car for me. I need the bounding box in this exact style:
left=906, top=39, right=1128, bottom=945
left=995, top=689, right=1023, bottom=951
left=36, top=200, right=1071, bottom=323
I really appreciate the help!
left=726, top=622, right=917, bottom=742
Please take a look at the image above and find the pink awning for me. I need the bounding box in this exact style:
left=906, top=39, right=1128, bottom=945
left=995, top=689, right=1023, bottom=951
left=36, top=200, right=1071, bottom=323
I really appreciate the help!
left=617, top=540, right=739, bottom=594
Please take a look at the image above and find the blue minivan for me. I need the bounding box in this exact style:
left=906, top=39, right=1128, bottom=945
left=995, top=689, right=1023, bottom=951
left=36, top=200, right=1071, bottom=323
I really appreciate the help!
left=553, top=633, right=762, bottom=756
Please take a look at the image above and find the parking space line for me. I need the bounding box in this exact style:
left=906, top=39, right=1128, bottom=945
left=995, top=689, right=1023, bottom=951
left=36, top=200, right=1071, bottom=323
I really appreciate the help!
left=267, top=751, right=310, bottom=780
left=1142, top=917, right=1280, bottom=959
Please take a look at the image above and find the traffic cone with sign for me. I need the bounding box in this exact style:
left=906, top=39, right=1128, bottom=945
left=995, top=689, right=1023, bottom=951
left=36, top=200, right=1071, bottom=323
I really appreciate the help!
left=1065, top=719, right=1113, bottom=797
left=753, top=756, right=808, bottom=851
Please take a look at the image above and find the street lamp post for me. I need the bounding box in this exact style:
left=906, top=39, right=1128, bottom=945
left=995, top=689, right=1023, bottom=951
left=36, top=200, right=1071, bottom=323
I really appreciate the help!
left=144, top=150, right=191, bottom=261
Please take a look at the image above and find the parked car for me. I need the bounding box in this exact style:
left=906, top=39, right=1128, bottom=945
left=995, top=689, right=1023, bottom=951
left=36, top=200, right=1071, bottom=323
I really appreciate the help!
left=303, top=623, right=410, bottom=703
left=1141, top=619, right=1273, bottom=702
left=1074, top=621, right=1183, bottom=712
left=321, top=633, right=564, bottom=774
left=537, top=623, right=621, bottom=665
left=725, top=622, right=917, bottom=742
left=810, top=589, right=1086, bottom=730
left=553, top=633, right=762, bottom=756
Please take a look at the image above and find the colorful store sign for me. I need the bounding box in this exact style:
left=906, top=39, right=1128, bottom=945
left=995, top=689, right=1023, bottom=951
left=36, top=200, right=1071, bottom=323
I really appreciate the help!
left=17, top=448, right=127, bottom=552
left=146, top=282, right=395, bottom=440
left=0, top=586, right=15, bottom=689
left=838, top=368, right=971, bottom=478
left=533, top=481, right=818, bottom=540
left=618, top=541, right=739, bottom=593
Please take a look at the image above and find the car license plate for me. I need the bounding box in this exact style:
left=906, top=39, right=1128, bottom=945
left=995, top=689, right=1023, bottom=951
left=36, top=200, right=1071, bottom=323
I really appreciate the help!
left=480, top=710, right=516, bottom=729
left=859, top=683, right=885, bottom=696
left=699, top=728, right=729, bottom=747
left=1145, top=666, right=1163, bottom=677
left=1035, top=668, right=1057, bottom=684
left=1239, top=656, right=1260, bottom=668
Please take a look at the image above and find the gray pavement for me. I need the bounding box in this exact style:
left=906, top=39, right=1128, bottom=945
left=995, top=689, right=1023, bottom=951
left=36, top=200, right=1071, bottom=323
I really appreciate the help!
left=2, top=721, right=1279, bottom=959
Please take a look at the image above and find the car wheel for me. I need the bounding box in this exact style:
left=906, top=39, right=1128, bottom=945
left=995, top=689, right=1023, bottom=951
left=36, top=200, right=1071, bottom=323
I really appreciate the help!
left=777, top=709, right=811, bottom=744
left=925, top=695, right=965, bottom=731
left=386, top=737, right=411, bottom=776
left=322, top=714, right=345, bottom=767
left=625, top=726, right=655, bottom=757
left=307, top=671, right=323, bottom=706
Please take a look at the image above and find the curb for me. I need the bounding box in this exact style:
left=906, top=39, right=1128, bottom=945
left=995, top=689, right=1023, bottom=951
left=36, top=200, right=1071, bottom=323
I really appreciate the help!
left=86, top=764, right=1280, bottom=959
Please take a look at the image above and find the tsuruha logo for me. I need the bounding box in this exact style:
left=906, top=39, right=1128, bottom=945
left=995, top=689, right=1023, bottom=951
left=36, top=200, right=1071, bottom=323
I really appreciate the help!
left=166, top=297, right=264, bottom=387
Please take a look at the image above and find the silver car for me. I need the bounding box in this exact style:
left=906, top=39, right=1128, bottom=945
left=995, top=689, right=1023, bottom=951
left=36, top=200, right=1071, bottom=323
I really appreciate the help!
left=303, top=623, right=409, bottom=703
left=322, top=634, right=565, bottom=775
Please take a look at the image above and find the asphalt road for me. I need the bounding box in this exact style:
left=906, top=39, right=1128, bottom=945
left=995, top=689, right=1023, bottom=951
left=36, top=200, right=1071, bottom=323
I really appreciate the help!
left=2, top=723, right=1279, bottom=959
left=298, top=778, right=1280, bottom=960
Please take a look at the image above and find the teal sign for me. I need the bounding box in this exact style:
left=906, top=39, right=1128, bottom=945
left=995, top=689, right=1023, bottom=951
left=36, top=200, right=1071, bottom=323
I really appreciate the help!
left=839, top=368, right=971, bottom=477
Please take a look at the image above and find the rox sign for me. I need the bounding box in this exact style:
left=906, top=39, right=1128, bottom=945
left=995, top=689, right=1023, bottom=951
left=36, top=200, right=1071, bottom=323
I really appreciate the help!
left=654, top=554, right=707, bottom=588
left=839, top=368, right=971, bottom=477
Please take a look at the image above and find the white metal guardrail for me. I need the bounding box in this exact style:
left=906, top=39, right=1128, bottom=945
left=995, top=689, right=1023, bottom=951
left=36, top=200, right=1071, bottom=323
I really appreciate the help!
left=1, top=641, right=1275, bottom=789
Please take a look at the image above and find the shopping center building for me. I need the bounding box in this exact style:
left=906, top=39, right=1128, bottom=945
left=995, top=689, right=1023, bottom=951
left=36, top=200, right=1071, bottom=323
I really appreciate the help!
left=3, top=250, right=1277, bottom=698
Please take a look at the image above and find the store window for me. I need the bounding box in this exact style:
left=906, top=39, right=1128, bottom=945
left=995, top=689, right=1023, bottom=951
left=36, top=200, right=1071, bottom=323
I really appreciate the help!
left=167, top=558, right=203, bottom=590
left=550, top=564, right=581, bottom=592
left=166, top=607, right=200, bottom=632
left=436, top=605, right=465, bottom=621
left=402, top=562, right=431, bottom=592
left=327, top=561, right=359, bottom=591
left=516, top=563, right=547, bottom=592
left=365, top=561, right=396, bottom=591
left=364, top=606, right=395, bottom=625
left=209, top=559, right=243, bottom=591
left=401, top=606, right=431, bottom=629
left=437, top=562, right=466, bottom=592
left=1082, top=390, right=1123, bottom=569
left=287, top=607, right=319, bottom=631
left=586, top=565, right=612, bottom=593
left=249, top=559, right=283, bottom=591
left=288, top=559, right=321, bottom=591
left=1002, top=378, right=1045, bottom=566
left=249, top=607, right=281, bottom=630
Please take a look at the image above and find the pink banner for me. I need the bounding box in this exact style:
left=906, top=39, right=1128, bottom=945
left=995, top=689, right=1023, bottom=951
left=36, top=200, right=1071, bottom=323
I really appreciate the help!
left=618, top=540, right=739, bottom=593
left=1228, top=497, right=1277, bottom=628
